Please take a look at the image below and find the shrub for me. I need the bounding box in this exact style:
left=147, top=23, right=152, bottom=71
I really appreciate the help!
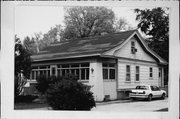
left=46, top=75, right=96, bottom=110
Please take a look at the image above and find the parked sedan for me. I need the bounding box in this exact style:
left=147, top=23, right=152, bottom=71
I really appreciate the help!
left=129, top=85, right=166, bottom=101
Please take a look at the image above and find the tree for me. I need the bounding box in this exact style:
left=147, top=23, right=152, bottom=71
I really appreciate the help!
left=134, top=7, right=169, bottom=85
left=61, top=6, right=132, bottom=41
left=134, top=7, right=169, bottom=61
left=23, top=36, right=38, bottom=54
left=114, top=18, right=134, bottom=32
left=15, top=35, right=32, bottom=96
left=42, top=25, right=63, bottom=44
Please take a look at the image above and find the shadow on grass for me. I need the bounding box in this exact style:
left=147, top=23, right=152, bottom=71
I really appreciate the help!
left=14, top=102, right=49, bottom=110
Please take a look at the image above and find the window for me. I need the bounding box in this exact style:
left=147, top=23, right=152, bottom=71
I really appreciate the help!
left=56, top=63, right=89, bottom=81
left=131, top=41, right=135, bottom=49
left=159, top=68, right=162, bottom=78
left=135, top=66, right=140, bottom=81
left=149, top=67, right=153, bottom=78
left=31, top=65, right=50, bottom=80
left=126, top=65, right=131, bottom=81
left=102, top=63, right=116, bottom=80
left=150, top=86, right=160, bottom=91
left=131, top=41, right=136, bottom=54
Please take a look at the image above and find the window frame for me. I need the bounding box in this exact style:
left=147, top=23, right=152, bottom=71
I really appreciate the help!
left=30, top=65, right=50, bottom=80
left=56, top=63, right=90, bottom=81
left=135, top=66, right=140, bottom=82
left=126, top=65, right=131, bottom=82
left=102, top=63, right=116, bottom=80
left=131, top=41, right=136, bottom=54
left=149, top=67, right=153, bottom=79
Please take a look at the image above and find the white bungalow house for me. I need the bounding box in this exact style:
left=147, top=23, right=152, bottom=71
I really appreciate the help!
left=25, top=30, right=167, bottom=101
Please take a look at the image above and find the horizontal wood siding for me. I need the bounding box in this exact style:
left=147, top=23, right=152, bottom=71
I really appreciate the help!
left=117, top=60, right=160, bottom=89
left=114, top=37, right=156, bottom=62
left=103, top=81, right=117, bottom=100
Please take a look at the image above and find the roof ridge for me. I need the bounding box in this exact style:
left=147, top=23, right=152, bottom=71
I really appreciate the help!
left=50, top=29, right=137, bottom=45
left=71, top=29, right=137, bottom=41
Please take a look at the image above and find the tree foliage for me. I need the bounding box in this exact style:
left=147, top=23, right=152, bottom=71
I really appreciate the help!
left=15, top=36, right=32, bottom=96
left=61, top=6, right=132, bottom=40
left=134, top=7, right=169, bottom=61
left=23, top=36, right=38, bottom=54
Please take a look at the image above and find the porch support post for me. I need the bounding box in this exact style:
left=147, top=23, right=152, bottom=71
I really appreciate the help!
left=89, top=60, right=104, bottom=101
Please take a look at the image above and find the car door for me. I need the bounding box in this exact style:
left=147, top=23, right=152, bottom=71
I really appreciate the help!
left=154, top=86, right=162, bottom=97
left=150, top=86, right=156, bottom=97
left=151, top=86, right=162, bottom=98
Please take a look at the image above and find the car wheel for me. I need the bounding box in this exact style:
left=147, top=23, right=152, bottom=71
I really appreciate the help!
left=131, top=97, right=135, bottom=101
left=147, top=94, right=152, bottom=101
left=161, top=93, right=165, bottom=100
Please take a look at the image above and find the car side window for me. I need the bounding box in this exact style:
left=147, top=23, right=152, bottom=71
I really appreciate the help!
left=154, top=86, right=160, bottom=91
left=150, top=86, right=154, bottom=91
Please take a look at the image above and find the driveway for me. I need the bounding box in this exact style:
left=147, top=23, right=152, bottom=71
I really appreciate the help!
left=92, top=98, right=168, bottom=112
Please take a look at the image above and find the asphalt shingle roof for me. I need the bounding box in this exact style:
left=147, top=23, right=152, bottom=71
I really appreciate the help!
left=32, top=30, right=137, bottom=61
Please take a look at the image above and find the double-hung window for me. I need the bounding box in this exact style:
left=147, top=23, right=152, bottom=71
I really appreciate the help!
left=126, top=65, right=131, bottom=81
left=149, top=67, right=153, bottom=79
left=135, top=66, right=140, bottom=81
left=102, top=63, right=116, bottom=80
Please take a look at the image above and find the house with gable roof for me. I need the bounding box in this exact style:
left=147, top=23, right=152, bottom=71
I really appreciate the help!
left=26, top=29, right=167, bottom=101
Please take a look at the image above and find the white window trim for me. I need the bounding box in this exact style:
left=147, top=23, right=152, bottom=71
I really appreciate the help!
left=102, top=63, right=116, bottom=80
left=125, top=65, right=131, bottom=82
left=135, top=66, right=140, bottom=82
left=149, top=67, right=153, bottom=79
left=56, top=63, right=90, bottom=81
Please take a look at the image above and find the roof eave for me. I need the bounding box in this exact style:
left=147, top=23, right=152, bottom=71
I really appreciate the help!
left=32, top=53, right=101, bottom=62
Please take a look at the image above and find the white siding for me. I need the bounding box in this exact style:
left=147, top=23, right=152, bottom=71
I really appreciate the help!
left=89, top=61, right=104, bottom=101
left=103, top=81, right=117, bottom=100
left=117, top=60, right=160, bottom=89
left=112, top=37, right=156, bottom=62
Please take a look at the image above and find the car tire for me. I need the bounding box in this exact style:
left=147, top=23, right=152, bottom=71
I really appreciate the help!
left=131, top=97, right=135, bottom=101
left=147, top=94, right=152, bottom=101
left=161, top=93, right=165, bottom=100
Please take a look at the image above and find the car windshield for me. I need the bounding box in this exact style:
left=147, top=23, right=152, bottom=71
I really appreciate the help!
left=136, top=86, right=149, bottom=90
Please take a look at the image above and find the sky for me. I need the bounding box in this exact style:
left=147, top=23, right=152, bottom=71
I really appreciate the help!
left=15, top=6, right=140, bottom=40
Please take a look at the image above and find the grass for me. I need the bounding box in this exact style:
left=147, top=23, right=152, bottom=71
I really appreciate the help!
left=14, top=102, right=49, bottom=110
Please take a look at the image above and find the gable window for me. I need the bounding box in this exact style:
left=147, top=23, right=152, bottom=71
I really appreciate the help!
left=149, top=67, right=153, bottom=78
left=135, top=66, right=140, bottom=81
left=126, top=65, right=131, bottom=81
left=102, top=63, right=116, bottom=80
left=131, top=41, right=137, bottom=54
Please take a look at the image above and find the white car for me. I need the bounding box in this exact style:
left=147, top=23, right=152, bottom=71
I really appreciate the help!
left=129, top=85, right=166, bottom=101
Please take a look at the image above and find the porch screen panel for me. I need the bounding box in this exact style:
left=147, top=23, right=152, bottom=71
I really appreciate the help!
left=31, top=65, right=50, bottom=80
left=56, top=63, right=89, bottom=81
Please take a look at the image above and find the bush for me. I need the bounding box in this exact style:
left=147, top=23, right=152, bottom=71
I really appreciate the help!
left=46, top=75, right=96, bottom=110
left=15, top=95, right=38, bottom=103
left=35, top=75, right=55, bottom=94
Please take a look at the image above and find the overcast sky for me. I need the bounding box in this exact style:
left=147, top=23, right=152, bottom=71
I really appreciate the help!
left=15, top=6, right=141, bottom=40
